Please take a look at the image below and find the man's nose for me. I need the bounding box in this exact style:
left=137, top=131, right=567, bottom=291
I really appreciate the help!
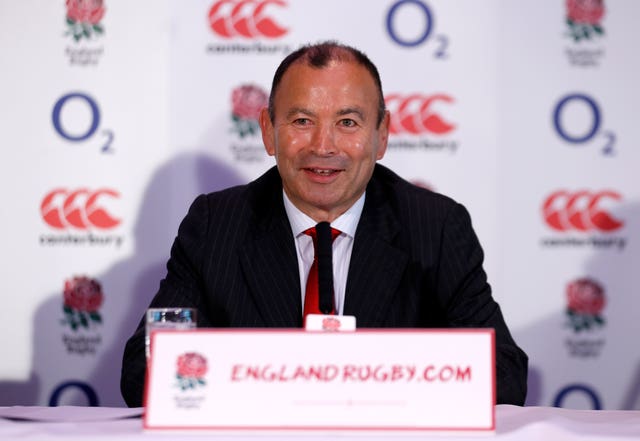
left=310, top=124, right=337, bottom=155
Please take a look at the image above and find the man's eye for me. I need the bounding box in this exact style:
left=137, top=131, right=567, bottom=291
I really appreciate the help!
left=293, top=118, right=310, bottom=125
left=340, top=119, right=357, bottom=128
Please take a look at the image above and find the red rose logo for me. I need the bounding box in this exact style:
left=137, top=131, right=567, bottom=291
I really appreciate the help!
left=322, top=317, right=341, bottom=332
left=67, top=0, right=105, bottom=24
left=177, top=353, right=208, bottom=378
left=176, top=352, right=208, bottom=390
left=64, top=277, right=103, bottom=312
left=567, top=278, right=605, bottom=314
left=567, top=0, right=604, bottom=25
left=61, top=276, right=104, bottom=331
left=232, top=85, right=268, bottom=120
left=230, top=84, right=268, bottom=138
left=566, top=278, right=606, bottom=332
left=566, top=0, right=605, bottom=41
left=65, top=0, right=106, bottom=42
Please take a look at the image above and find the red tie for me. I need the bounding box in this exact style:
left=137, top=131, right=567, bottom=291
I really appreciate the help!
left=303, top=225, right=341, bottom=319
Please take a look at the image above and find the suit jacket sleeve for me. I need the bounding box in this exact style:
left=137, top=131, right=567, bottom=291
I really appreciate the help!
left=438, top=202, right=528, bottom=405
left=120, top=194, right=212, bottom=407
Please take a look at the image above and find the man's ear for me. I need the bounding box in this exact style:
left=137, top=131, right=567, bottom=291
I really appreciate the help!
left=376, top=110, right=390, bottom=160
left=259, top=108, right=276, bottom=156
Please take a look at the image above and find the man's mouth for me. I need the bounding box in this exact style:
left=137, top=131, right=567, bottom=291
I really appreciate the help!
left=306, top=168, right=338, bottom=176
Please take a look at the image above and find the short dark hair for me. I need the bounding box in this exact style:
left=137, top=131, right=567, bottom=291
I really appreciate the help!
left=267, top=41, right=386, bottom=127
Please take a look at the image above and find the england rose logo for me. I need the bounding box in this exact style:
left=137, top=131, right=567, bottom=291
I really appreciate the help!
left=65, top=0, right=106, bottom=42
left=61, top=276, right=103, bottom=331
left=230, top=84, right=268, bottom=138
left=566, top=278, right=606, bottom=332
left=566, top=0, right=605, bottom=41
left=176, top=352, right=208, bottom=390
left=322, top=317, right=341, bottom=331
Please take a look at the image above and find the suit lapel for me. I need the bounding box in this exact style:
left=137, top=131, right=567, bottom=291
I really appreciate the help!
left=239, top=168, right=302, bottom=327
left=344, top=169, right=409, bottom=326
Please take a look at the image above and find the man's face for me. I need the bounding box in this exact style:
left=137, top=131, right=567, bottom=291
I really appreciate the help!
left=260, top=60, right=389, bottom=222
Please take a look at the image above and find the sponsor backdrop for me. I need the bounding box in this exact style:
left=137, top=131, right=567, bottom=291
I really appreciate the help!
left=0, top=0, right=637, bottom=409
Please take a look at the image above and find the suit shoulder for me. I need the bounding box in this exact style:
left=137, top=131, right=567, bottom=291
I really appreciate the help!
left=201, top=182, right=251, bottom=206
left=194, top=166, right=280, bottom=216
left=372, top=164, right=460, bottom=213
left=183, top=183, right=249, bottom=225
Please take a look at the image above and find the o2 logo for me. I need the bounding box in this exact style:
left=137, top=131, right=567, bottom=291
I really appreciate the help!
left=552, top=93, right=615, bottom=156
left=52, top=92, right=114, bottom=153
left=553, top=384, right=602, bottom=410
left=49, top=381, right=99, bottom=406
left=386, top=0, right=449, bottom=59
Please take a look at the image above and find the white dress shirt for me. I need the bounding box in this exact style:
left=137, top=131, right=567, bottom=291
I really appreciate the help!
left=283, top=191, right=365, bottom=316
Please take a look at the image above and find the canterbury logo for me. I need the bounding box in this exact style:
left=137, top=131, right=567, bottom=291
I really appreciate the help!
left=41, top=189, right=121, bottom=230
left=385, top=94, right=455, bottom=135
left=208, top=0, right=288, bottom=39
left=542, top=190, right=623, bottom=232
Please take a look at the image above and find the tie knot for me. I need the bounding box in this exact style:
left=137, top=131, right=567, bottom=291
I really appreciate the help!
left=304, top=222, right=340, bottom=249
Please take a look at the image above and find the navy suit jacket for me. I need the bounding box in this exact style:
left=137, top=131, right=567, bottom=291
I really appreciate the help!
left=121, top=164, right=527, bottom=407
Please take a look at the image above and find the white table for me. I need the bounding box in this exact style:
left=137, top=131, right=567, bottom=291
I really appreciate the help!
left=0, top=405, right=639, bottom=440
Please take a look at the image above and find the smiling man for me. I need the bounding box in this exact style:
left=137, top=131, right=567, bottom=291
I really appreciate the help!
left=260, top=49, right=388, bottom=223
left=121, top=41, right=528, bottom=407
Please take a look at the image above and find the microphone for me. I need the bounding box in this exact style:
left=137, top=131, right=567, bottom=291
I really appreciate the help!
left=315, top=221, right=334, bottom=314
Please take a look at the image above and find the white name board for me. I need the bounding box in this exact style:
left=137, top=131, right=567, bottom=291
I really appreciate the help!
left=144, top=329, right=495, bottom=432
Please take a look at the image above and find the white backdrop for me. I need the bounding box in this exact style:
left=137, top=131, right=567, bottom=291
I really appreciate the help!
left=0, top=0, right=638, bottom=410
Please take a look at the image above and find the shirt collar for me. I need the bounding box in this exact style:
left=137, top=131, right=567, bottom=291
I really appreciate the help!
left=283, top=191, right=365, bottom=239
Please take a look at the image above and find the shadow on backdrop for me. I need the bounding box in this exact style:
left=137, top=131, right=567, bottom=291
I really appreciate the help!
left=0, top=152, right=244, bottom=406
left=519, top=200, right=639, bottom=410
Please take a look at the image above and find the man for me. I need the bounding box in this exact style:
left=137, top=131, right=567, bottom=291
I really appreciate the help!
left=121, top=41, right=528, bottom=407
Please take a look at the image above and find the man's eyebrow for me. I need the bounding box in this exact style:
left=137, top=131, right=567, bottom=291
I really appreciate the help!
left=337, top=107, right=366, bottom=121
left=284, top=106, right=366, bottom=121
left=285, top=107, right=316, bottom=119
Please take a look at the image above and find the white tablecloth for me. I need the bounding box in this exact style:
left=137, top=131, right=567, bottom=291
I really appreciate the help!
left=0, top=405, right=639, bottom=440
